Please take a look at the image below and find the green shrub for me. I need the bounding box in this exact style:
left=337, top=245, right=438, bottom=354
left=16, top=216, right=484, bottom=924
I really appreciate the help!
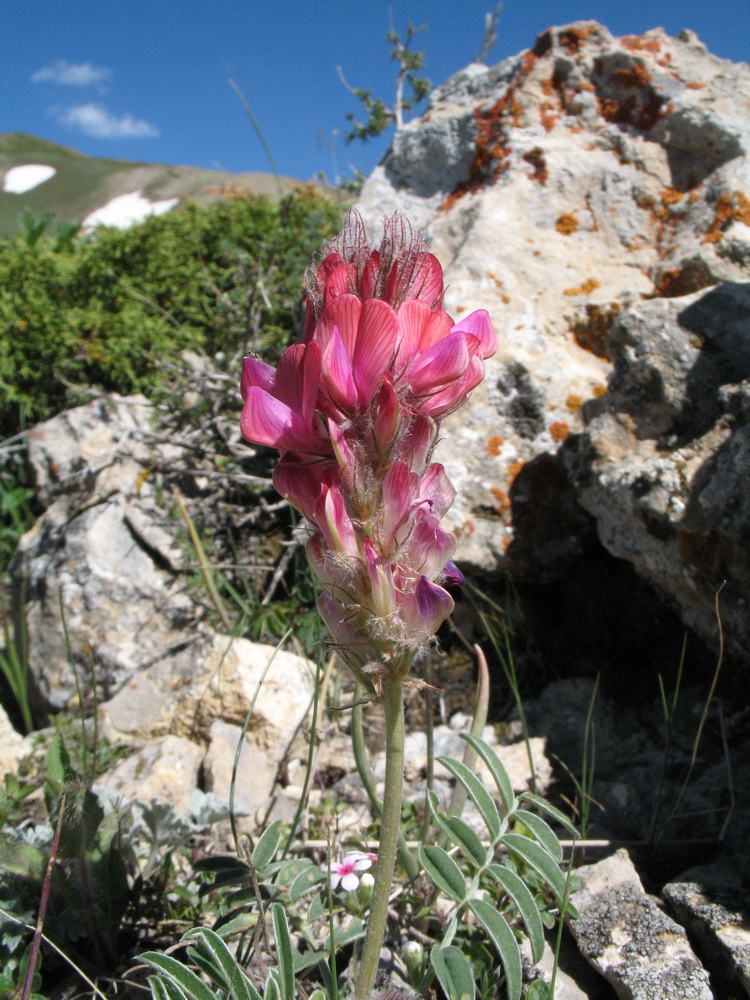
left=0, top=191, right=342, bottom=437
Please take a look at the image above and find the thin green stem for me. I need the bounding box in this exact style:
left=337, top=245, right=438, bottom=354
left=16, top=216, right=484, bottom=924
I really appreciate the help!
left=351, top=688, right=418, bottom=880
left=354, top=678, right=404, bottom=1000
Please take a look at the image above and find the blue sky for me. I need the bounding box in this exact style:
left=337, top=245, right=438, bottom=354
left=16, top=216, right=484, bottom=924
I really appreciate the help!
left=4, top=1, right=749, bottom=183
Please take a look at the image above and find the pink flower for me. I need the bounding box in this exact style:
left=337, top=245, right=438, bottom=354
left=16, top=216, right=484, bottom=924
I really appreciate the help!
left=240, top=211, right=498, bottom=690
left=324, top=851, right=377, bottom=892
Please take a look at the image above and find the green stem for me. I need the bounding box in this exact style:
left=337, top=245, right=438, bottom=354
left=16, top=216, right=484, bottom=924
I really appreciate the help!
left=354, top=678, right=404, bottom=1000
left=351, top=690, right=419, bottom=880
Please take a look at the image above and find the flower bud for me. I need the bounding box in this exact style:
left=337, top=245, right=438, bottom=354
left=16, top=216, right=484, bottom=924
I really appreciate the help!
left=403, top=940, right=424, bottom=983
left=356, top=871, right=375, bottom=906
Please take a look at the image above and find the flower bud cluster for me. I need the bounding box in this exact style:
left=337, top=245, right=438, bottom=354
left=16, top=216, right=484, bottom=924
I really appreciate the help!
left=240, top=211, right=497, bottom=692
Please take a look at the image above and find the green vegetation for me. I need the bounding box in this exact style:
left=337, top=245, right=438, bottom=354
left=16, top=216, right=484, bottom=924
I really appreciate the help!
left=0, top=190, right=342, bottom=438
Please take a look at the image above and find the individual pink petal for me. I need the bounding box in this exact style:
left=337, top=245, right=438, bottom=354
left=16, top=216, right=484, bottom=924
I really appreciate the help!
left=408, top=332, right=469, bottom=394
left=420, top=463, right=456, bottom=518
left=371, top=379, right=401, bottom=456
left=441, top=561, right=465, bottom=588
left=411, top=252, right=445, bottom=306
left=417, top=307, right=453, bottom=353
left=381, top=461, right=420, bottom=550
left=273, top=461, right=325, bottom=519
left=318, top=482, right=358, bottom=555
left=273, top=342, right=322, bottom=425
left=402, top=509, right=457, bottom=580
left=241, top=356, right=275, bottom=400
left=450, top=309, right=497, bottom=359
left=399, top=574, right=454, bottom=639
left=340, top=872, right=360, bottom=892
left=393, top=414, right=436, bottom=470
left=353, top=298, right=399, bottom=404
left=419, top=356, right=484, bottom=418
left=323, top=327, right=359, bottom=411
left=240, top=387, right=302, bottom=450
left=316, top=293, right=362, bottom=356
left=394, top=299, right=432, bottom=371
left=323, top=261, right=357, bottom=300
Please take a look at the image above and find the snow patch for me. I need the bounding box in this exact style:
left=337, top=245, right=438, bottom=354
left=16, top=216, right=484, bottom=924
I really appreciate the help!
left=82, top=190, right=180, bottom=229
left=3, top=164, right=57, bottom=194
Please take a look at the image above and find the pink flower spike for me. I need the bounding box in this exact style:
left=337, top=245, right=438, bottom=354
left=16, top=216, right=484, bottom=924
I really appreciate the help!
left=450, top=309, right=497, bottom=359
left=408, top=332, right=469, bottom=394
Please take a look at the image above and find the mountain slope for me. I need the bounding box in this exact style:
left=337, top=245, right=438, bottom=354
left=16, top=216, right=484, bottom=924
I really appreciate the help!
left=0, top=132, right=308, bottom=236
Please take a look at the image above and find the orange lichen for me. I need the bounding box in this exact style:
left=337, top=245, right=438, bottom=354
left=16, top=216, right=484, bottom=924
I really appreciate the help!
left=661, top=188, right=684, bottom=206
left=549, top=421, right=570, bottom=442
left=613, top=63, right=652, bottom=89
left=558, top=26, right=593, bottom=53
left=571, top=303, right=620, bottom=359
left=556, top=213, right=578, bottom=235
left=486, top=435, right=505, bottom=456
left=593, top=385, right=608, bottom=398
left=621, top=34, right=661, bottom=54
left=703, top=190, right=750, bottom=243
left=507, top=460, right=526, bottom=486
left=501, top=293, right=510, bottom=304
left=542, top=77, right=554, bottom=96
left=686, top=80, right=705, bottom=89
left=566, top=393, right=584, bottom=413
left=540, top=108, right=559, bottom=132
left=564, top=277, right=601, bottom=297
left=440, top=48, right=540, bottom=209
left=490, top=486, right=511, bottom=512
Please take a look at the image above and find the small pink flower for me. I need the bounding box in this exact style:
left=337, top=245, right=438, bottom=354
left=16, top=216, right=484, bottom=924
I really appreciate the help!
left=324, top=851, right=377, bottom=892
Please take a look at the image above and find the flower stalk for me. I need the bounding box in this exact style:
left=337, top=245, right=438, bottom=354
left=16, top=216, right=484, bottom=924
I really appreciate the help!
left=354, top=677, right=404, bottom=998
left=239, top=209, right=497, bottom=995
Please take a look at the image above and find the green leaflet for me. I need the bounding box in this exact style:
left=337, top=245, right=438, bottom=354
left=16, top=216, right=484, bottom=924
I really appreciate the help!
left=430, top=944, right=476, bottom=1000
left=469, top=898, right=522, bottom=1000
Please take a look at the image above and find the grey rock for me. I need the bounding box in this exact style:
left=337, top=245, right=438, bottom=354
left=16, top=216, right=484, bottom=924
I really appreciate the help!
left=356, top=20, right=750, bottom=663
left=568, top=849, right=715, bottom=999
left=663, top=856, right=750, bottom=997
left=99, top=734, right=203, bottom=815
left=203, top=720, right=279, bottom=822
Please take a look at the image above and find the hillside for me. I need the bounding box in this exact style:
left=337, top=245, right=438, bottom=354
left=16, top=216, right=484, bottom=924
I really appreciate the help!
left=0, top=132, right=308, bottom=236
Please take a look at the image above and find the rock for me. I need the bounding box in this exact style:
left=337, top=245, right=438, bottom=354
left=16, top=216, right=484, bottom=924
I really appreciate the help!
left=564, top=283, right=750, bottom=662
left=0, top=703, right=26, bottom=777
left=203, top=719, right=279, bottom=822
left=663, top=856, right=750, bottom=997
left=356, top=20, right=750, bottom=664
left=568, top=849, right=715, bottom=999
left=99, top=734, right=203, bottom=815
left=12, top=396, right=196, bottom=711
left=99, top=633, right=315, bottom=756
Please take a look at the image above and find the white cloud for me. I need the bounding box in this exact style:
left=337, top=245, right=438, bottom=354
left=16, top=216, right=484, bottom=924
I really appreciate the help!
left=32, top=60, right=111, bottom=86
left=57, top=103, right=159, bottom=139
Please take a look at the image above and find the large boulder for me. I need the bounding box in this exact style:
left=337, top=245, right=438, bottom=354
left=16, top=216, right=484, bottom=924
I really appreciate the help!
left=357, top=21, right=750, bottom=661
